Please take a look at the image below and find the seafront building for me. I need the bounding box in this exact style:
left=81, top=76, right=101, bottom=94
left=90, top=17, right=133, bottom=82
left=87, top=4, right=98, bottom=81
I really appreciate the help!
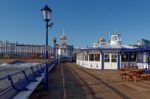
left=76, top=32, right=150, bottom=70
left=0, top=41, right=53, bottom=59
left=0, top=32, right=74, bottom=60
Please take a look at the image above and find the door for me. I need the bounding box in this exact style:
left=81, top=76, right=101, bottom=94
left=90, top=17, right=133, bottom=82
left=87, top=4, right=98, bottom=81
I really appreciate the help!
left=104, top=53, right=118, bottom=69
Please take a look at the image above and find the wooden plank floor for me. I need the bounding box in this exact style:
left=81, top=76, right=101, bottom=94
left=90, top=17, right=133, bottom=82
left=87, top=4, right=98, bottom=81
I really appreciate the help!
left=29, top=63, right=150, bottom=99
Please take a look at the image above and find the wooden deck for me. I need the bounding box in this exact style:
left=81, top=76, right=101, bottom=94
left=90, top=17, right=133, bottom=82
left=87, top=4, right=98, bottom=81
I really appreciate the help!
left=30, top=63, right=150, bottom=99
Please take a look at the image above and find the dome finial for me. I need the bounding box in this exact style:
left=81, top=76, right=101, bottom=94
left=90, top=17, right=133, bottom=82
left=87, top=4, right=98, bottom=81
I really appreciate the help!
left=60, top=29, right=67, bottom=41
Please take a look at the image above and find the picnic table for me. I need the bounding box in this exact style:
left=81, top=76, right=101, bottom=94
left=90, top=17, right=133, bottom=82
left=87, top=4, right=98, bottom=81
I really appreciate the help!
left=119, top=66, right=148, bottom=82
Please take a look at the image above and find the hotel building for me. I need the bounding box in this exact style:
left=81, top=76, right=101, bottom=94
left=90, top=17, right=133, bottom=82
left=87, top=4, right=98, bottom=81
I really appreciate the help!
left=0, top=41, right=53, bottom=59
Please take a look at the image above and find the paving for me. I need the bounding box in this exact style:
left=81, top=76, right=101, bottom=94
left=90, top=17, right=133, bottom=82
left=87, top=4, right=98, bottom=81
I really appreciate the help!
left=30, top=63, right=150, bottom=99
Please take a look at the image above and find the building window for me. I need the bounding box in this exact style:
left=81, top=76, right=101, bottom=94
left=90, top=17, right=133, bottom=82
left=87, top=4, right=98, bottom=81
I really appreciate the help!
left=81, top=53, right=84, bottom=60
left=111, top=54, right=117, bottom=62
left=77, top=54, right=82, bottom=60
left=95, top=54, right=100, bottom=61
left=85, top=54, right=88, bottom=61
left=130, top=53, right=136, bottom=62
left=112, top=36, right=118, bottom=41
left=137, top=52, right=149, bottom=63
left=143, top=52, right=148, bottom=63
left=137, top=53, right=143, bottom=63
left=121, top=53, right=128, bottom=62
left=148, top=55, right=150, bottom=63
left=104, top=54, right=110, bottom=62
left=89, top=54, right=94, bottom=61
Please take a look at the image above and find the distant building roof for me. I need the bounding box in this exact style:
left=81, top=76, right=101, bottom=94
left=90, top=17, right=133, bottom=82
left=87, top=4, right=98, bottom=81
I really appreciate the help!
left=136, top=39, right=150, bottom=47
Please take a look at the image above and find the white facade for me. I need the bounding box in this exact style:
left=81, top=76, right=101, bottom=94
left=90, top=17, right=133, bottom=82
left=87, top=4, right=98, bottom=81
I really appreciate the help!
left=55, top=32, right=74, bottom=61
left=0, top=41, right=53, bottom=59
left=76, top=33, right=147, bottom=70
left=76, top=51, right=121, bottom=70
left=93, top=32, right=122, bottom=47
left=110, top=33, right=121, bottom=45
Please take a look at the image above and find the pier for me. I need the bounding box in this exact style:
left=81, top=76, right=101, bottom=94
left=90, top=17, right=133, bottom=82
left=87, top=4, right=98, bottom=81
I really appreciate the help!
left=29, top=62, right=150, bottom=99
left=0, top=0, right=150, bottom=99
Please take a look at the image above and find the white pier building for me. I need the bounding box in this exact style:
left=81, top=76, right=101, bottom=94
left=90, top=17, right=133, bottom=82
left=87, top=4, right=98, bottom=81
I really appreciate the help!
left=76, top=32, right=150, bottom=70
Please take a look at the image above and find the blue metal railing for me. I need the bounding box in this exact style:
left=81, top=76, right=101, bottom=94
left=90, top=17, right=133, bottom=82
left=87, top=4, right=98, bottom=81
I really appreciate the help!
left=0, top=59, right=58, bottom=99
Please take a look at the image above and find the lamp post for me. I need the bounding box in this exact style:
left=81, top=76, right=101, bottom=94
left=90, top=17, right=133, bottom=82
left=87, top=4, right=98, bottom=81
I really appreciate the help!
left=41, top=4, right=53, bottom=90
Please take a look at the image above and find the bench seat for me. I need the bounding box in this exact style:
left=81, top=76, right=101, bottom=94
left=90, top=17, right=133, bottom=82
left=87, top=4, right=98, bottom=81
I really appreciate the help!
left=13, top=74, right=44, bottom=99
left=13, top=90, right=32, bottom=99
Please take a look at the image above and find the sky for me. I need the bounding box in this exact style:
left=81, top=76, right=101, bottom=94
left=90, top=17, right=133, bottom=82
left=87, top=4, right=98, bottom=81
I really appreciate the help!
left=0, top=0, right=150, bottom=47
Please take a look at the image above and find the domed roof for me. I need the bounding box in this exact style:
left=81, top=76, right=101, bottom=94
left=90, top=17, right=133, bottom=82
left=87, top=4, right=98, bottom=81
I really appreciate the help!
left=60, top=29, right=67, bottom=40
left=99, top=38, right=105, bottom=41
left=60, top=35, right=67, bottom=40
left=96, top=38, right=105, bottom=45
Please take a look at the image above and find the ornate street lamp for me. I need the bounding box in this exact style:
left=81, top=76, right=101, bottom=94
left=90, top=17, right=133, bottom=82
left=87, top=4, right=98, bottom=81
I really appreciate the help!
left=41, top=5, right=52, bottom=60
left=41, top=4, right=53, bottom=90
left=41, top=5, right=52, bottom=21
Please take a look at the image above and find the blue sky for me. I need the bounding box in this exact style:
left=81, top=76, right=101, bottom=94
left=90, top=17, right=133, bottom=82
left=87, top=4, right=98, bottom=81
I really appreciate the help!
left=0, top=0, right=150, bottom=47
